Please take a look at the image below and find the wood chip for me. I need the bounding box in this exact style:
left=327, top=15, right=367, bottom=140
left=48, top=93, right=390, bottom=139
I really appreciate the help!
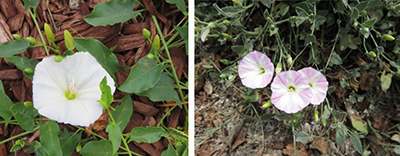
left=143, top=0, right=168, bottom=24
left=167, top=108, right=181, bottom=128
left=0, top=69, right=21, bottom=80
left=132, top=100, right=159, bottom=116
left=0, top=0, right=17, bottom=19
left=8, top=13, right=25, bottom=32
left=0, top=12, right=12, bottom=43
left=122, top=22, right=151, bottom=35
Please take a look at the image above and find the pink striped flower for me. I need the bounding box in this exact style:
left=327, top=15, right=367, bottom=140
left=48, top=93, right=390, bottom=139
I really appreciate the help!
left=238, top=51, right=274, bottom=89
left=271, top=70, right=312, bottom=113
left=298, top=67, right=328, bottom=105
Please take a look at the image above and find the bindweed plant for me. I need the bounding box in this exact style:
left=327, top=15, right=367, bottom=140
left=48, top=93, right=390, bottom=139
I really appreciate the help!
left=0, top=0, right=188, bottom=155
left=196, top=0, right=400, bottom=155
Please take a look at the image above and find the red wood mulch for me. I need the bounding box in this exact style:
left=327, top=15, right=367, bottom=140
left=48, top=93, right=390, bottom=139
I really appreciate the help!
left=0, top=0, right=188, bottom=155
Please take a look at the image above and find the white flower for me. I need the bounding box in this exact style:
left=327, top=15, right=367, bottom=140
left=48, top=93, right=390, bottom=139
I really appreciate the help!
left=270, top=70, right=312, bottom=113
left=238, top=51, right=274, bottom=89
left=298, top=67, right=329, bottom=105
left=33, top=52, right=115, bottom=127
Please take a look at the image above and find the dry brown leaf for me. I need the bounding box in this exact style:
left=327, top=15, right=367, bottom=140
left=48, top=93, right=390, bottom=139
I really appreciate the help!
left=282, top=143, right=310, bottom=156
left=312, top=137, right=328, bottom=154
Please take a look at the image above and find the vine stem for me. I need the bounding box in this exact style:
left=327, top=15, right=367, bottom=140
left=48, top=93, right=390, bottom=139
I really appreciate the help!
left=28, top=9, right=49, bottom=56
left=0, top=126, right=40, bottom=145
left=292, top=122, right=297, bottom=156
left=152, top=16, right=185, bottom=102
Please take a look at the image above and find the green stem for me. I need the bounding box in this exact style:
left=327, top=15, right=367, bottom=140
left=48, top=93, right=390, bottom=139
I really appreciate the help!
left=121, top=135, right=132, bottom=156
left=157, top=105, right=177, bottom=127
left=28, top=9, right=49, bottom=56
left=152, top=16, right=185, bottom=101
left=292, top=123, right=297, bottom=156
left=0, top=126, right=40, bottom=145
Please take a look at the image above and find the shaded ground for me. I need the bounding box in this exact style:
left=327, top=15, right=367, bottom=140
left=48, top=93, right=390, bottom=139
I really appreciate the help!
left=195, top=1, right=400, bottom=156
left=0, top=0, right=187, bottom=155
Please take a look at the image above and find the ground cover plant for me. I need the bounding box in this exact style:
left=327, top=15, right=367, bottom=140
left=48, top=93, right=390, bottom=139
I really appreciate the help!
left=195, top=0, right=400, bottom=155
left=0, top=0, right=188, bottom=155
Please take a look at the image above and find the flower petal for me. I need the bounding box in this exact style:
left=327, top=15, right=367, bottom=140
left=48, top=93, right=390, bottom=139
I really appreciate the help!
left=238, top=51, right=274, bottom=89
left=298, top=67, right=328, bottom=104
left=271, top=71, right=312, bottom=113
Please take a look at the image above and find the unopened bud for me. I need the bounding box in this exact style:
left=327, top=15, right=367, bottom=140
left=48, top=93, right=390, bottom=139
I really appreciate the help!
left=142, top=28, right=151, bottom=40
left=44, top=23, right=55, bottom=43
left=54, top=55, right=64, bottom=62
left=207, top=22, right=216, bottom=29
left=381, top=34, right=395, bottom=41
left=262, top=100, right=272, bottom=108
left=64, top=30, right=74, bottom=51
left=220, top=59, right=230, bottom=65
left=222, top=33, right=232, bottom=40
left=147, top=53, right=155, bottom=59
left=26, top=37, right=36, bottom=44
left=24, top=101, right=33, bottom=108
left=368, top=51, right=376, bottom=58
left=287, top=54, right=293, bottom=66
left=24, top=68, right=34, bottom=74
left=275, top=62, right=282, bottom=74
left=152, top=35, right=160, bottom=51
left=223, top=20, right=230, bottom=26
left=13, top=34, right=22, bottom=40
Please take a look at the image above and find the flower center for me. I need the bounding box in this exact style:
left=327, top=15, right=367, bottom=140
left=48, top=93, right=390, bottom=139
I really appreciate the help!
left=260, top=67, right=265, bottom=74
left=308, top=82, right=313, bottom=88
left=65, top=78, right=77, bottom=100
left=288, top=86, right=296, bottom=92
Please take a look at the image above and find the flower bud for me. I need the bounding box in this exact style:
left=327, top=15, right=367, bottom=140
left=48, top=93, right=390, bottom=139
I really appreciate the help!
left=24, top=68, right=34, bottom=74
left=64, top=30, right=74, bottom=51
left=275, top=62, right=282, bottom=74
left=353, top=22, right=358, bottom=28
left=13, top=34, right=22, bottom=40
left=287, top=54, right=293, bottom=66
left=222, top=33, right=232, bottom=40
left=207, top=22, right=216, bottom=29
left=44, top=23, right=55, bottom=43
left=142, top=28, right=151, bottom=40
left=262, top=100, right=272, bottom=108
left=314, top=109, right=319, bottom=122
left=152, top=35, right=160, bottom=51
left=220, top=59, right=230, bottom=65
left=26, top=36, right=36, bottom=44
left=54, top=55, right=64, bottom=62
left=360, top=10, right=367, bottom=16
left=76, top=143, right=82, bottom=152
left=270, top=24, right=275, bottom=29
left=220, top=74, right=228, bottom=78
left=368, top=51, right=376, bottom=58
left=147, top=53, right=155, bottom=59
left=24, top=101, right=33, bottom=108
left=361, top=27, right=369, bottom=33
left=381, top=34, right=395, bottom=41
left=228, top=75, right=235, bottom=81
left=223, top=20, right=230, bottom=26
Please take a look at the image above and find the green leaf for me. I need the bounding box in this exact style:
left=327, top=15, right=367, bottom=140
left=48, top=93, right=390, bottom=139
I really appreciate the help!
left=98, top=76, right=113, bottom=109
left=74, top=38, right=122, bottom=81
left=5, top=56, right=38, bottom=79
left=11, top=103, right=38, bottom=131
left=84, top=0, right=141, bottom=26
left=39, top=121, right=62, bottom=156
left=350, top=131, right=363, bottom=154
left=293, top=131, right=310, bottom=144
left=136, top=73, right=181, bottom=107
left=361, top=18, right=377, bottom=28
left=166, top=0, right=187, bottom=14
left=59, top=129, right=81, bottom=156
left=161, top=144, right=178, bottom=156
left=380, top=72, right=392, bottom=91
left=106, top=124, right=122, bottom=154
left=22, top=0, right=40, bottom=11
left=175, top=26, right=188, bottom=54
left=129, top=127, right=169, bottom=143
left=0, top=40, right=30, bottom=57
left=330, top=52, right=342, bottom=65
left=167, top=128, right=188, bottom=144
left=350, top=116, right=368, bottom=133
left=80, top=140, right=113, bottom=156
left=0, top=80, right=14, bottom=126
left=119, top=57, right=165, bottom=93
left=112, top=94, right=133, bottom=131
